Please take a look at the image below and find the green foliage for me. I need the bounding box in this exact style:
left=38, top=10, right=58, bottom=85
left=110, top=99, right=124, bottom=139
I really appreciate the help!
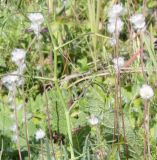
left=0, top=0, right=157, bottom=159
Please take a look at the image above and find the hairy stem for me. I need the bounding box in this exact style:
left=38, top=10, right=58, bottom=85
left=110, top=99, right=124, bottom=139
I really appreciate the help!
left=23, top=101, right=31, bottom=160
left=13, top=86, right=22, bottom=160
left=144, top=101, right=147, bottom=160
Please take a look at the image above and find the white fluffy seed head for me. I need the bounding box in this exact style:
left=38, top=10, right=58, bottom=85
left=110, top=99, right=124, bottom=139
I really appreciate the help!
left=108, top=4, right=124, bottom=18
left=2, top=71, right=24, bottom=91
left=28, top=13, right=44, bottom=25
left=107, top=18, right=124, bottom=34
left=35, top=129, right=45, bottom=140
left=139, top=84, right=154, bottom=100
left=130, top=13, right=145, bottom=30
left=28, top=13, right=44, bottom=37
left=2, top=71, right=19, bottom=90
left=112, top=57, right=125, bottom=70
left=88, top=115, right=99, bottom=125
left=11, top=48, right=26, bottom=66
left=30, top=23, right=41, bottom=36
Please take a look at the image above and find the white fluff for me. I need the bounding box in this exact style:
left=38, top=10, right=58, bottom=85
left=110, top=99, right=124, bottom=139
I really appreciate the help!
left=107, top=18, right=124, bottom=34
left=11, top=48, right=26, bottom=66
left=108, top=4, right=124, bottom=18
left=112, top=57, right=125, bottom=70
left=2, top=71, right=19, bottom=90
left=35, top=129, right=45, bottom=140
left=28, top=13, right=44, bottom=36
left=139, top=84, right=154, bottom=100
left=28, top=13, right=44, bottom=25
left=30, top=23, right=41, bottom=36
left=130, top=14, right=145, bottom=30
left=88, top=115, right=99, bottom=125
left=2, top=71, right=24, bottom=90
left=109, top=37, right=117, bottom=46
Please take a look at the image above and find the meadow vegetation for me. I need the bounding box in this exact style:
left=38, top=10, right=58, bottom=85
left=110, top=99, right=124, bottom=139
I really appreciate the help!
left=0, top=0, right=157, bottom=159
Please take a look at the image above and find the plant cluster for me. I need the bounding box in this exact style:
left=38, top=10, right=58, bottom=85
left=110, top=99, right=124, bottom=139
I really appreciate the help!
left=0, top=0, right=157, bottom=160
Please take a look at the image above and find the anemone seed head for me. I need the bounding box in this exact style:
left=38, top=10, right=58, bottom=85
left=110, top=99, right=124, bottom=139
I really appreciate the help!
left=28, top=13, right=44, bottom=25
left=139, top=84, right=154, bottom=100
left=11, top=48, right=26, bottom=66
left=130, top=13, right=145, bottom=30
left=108, top=3, right=124, bottom=18
left=35, top=129, right=45, bottom=140
left=107, top=18, right=124, bottom=34
left=88, top=115, right=99, bottom=125
left=112, top=56, right=125, bottom=70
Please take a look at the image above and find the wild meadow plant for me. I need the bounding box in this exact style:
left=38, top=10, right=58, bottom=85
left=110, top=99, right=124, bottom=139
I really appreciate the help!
left=1, top=48, right=27, bottom=160
left=0, top=0, right=157, bottom=160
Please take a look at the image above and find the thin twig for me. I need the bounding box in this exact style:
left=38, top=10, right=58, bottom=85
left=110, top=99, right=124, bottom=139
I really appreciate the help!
left=147, top=102, right=151, bottom=160
left=40, top=140, right=44, bottom=160
left=144, top=101, right=147, bottom=160
left=23, top=100, right=31, bottom=160
left=118, top=71, right=128, bottom=159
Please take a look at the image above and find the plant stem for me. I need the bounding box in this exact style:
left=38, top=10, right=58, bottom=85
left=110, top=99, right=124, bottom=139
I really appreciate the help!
left=22, top=80, right=31, bottom=160
left=146, top=101, right=151, bottom=160
left=40, top=139, right=44, bottom=160
left=144, top=101, right=147, bottom=160
left=13, top=85, right=22, bottom=160
left=118, top=73, right=128, bottom=160
left=46, top=14, right=75, bottom=159
left=44, top=87, right=56, bottom=159
left=87, top=0, right=102, bottom=70
left=54, top=48, right=75, bottom=159
left=147, top=105, right=151, bottom=160
left=39, top=41, right=56, bottom=159
left=140, top=32, right=150, bottom=160
left=47, top=0, right=53, bottom=14
left=23, top=101, right=31, bottom=160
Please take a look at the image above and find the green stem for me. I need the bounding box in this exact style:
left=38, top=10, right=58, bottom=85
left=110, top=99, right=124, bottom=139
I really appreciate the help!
left=87, top=0, right=102, bottom=70
left=47, top=13, right=74, bottom=157
left=53, top=48, right=75, bottom=159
